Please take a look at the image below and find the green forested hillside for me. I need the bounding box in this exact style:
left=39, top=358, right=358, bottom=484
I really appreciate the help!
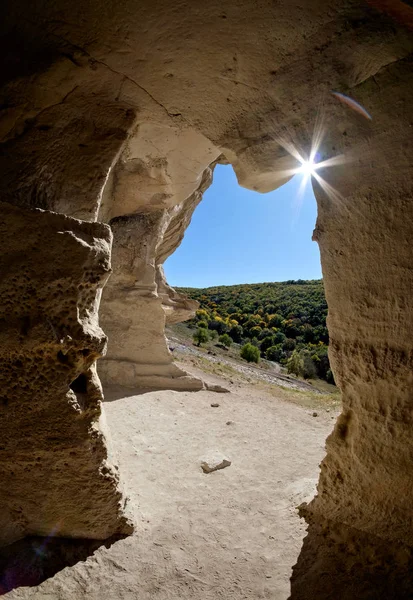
left=177, top=280, right=334, bottom=383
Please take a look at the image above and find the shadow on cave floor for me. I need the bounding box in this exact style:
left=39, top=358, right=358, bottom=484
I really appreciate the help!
left=289, top=522, right=413, bottom=600
left=103, top=385, right=153, bottom=401
left=0, top=534, right=125, bottom=594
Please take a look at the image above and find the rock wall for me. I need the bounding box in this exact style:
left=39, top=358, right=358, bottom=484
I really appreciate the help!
left=290, top=54, right=413, bottom=599
left=0, top=204, right=132, bottom=546
left=1, top=0, right=413, bottom=594
left=97, top=125, right=218, bottom=390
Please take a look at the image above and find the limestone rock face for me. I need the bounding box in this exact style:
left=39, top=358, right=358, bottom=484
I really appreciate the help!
left=289, top=56, right=413, bottom=598
left=98, top=210, right=203, bottom=391
left=1, top=0, right=413, bottom=593
left=156, top=268, right=199, bottom=326
left=98, top=127, right=217, bottom=390
left=0, top=204, right=132, bottom=546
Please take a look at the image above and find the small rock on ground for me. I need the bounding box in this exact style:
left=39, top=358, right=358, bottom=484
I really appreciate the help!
left=201, top=453, right=231, bottom=473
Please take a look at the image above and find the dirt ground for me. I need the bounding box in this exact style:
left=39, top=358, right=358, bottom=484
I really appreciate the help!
left=4, top=367, right=338, bottom=600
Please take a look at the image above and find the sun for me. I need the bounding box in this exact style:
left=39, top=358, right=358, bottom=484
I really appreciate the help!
left=297, top=159, right=318, bottom=177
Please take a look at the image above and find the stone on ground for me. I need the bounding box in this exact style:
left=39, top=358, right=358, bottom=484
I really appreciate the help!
left=201, top=453, right=231, bottom=473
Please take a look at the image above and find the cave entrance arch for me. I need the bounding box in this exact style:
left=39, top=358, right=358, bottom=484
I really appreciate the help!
left=95, top=73, right=413, bottom=596
left=162, top=162, right=330, bottom=386
left=96, top=124, right=322, bottom=394
left=0, top=0, right=412, bottom=596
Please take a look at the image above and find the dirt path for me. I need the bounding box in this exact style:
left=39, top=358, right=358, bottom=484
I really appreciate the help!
left=5, top=372, right=337, bottom=600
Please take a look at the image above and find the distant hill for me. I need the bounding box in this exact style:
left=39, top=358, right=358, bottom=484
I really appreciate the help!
left=176, top=280, right=334, bottom=383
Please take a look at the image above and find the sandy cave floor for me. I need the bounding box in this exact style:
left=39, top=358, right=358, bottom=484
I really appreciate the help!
left=5, top=371, right=337, bottom=600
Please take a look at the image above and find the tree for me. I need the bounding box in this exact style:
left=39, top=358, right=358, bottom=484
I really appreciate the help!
left=198, top=320, right=208, bottom=329
left=268, top=313, right=283, bottom=328
left=284, top=319, right=301, bottom=338
left=273, top=331, right=286, bottom=345
left=258, top=327, right=272, bottom=340
left=301, top=352, right=317, bottom=379
left=260, top=335, right=276, bottom=354
left=302, top=323, right=315, bottom=343
left=219, top=333, right=233, bottom=347
left=193, top=328, right=209, bottom=347
left=249, top=325, right=262, bottom=339
left=178, top=279, right=334, bottom=383
left=326, top=369, right=335, bottom=385
left=283, top=338, right=296, bottom=352
left=208, top=319, right=229, bottom=335
left=266, top=345, right=284, bottom=363
left=240, top=343, right=260, bottom=363
left=196, top=309, right=209, bottom=321
left=229, top=324, right=243, bottom=343
left=286, top=350, right=304, bottom=376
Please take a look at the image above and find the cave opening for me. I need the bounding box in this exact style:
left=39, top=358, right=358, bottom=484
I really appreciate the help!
left=151, top=161, right=339, bottom=595
left=164, top=163, right=322, bottom=288
left=162, top=161, right=333, bottom=388
left=1, top=0, right=412, bottom=596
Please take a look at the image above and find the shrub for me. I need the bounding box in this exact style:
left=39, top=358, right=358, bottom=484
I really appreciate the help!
left=240, top=343, right=260, bottom=363
left=265, top=345, right=284, bottom=363
left=198, top=320, right=208, bottom=329
left=193, top=328, right=209, bottom=347
left=286, top=350, right=304, bottom=376
left=219, top=333, right=233, bottom=347
left=283, top=338, right=296, bottom=352
left=286, top=349, right=317, bottom=379
left=301, top=353, right=317, bottom=379
left=229, top=324, right=243, bottom=343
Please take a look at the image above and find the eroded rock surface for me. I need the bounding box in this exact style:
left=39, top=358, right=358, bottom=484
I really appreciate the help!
left=0, top=204, right=132, bottom=546
left=98, top=129, right=217, bottom=390
left=98, top=208, right=203, bottom=391
left=289, top=56, right=413, bottom=598
left=1, top=0, right=413, bottom=595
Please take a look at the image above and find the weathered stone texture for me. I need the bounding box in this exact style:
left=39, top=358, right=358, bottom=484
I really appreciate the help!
left=98, top=128, right=217, bottom=390
left=0, top=204, right=132, bottom=546
left=98, top=209, right=204, bottom=391
left=1, top=0, right=413, bottom=594
left=290, top=55, right=413, bottom=597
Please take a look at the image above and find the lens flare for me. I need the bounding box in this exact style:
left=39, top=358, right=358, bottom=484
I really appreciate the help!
left=297, top=159, right=320, bottom=177
left=270, top=99, right=356, bottom=220
left=331, top=91, right=372, bottom=120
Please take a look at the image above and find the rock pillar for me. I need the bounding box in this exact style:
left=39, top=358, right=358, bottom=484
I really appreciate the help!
left=0, top=203, right=132, bottom=546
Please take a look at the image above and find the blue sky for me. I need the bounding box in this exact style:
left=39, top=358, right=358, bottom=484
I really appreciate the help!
left=164, top=164, right=322, bottom=288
